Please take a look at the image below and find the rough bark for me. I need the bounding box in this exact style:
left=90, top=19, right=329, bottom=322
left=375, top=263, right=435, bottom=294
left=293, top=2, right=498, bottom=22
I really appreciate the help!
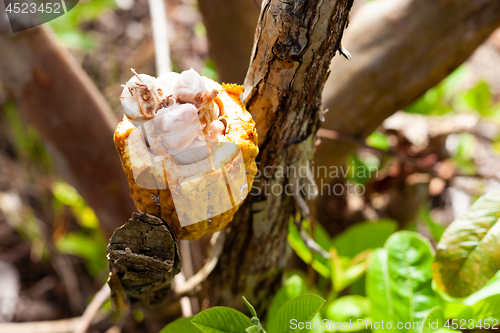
left=204, top=0, right=353, bottom=311
left=198, top=0, right=261, bottom=84
left=316, top=0, right=500, bottom=171
left=107, top=213, right=181, bottom=314
left=0, top=23, right=135, bottom=237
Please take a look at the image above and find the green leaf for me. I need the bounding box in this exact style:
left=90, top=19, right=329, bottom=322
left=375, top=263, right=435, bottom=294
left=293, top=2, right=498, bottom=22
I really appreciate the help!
left=247, top=325, right=265, bottom=333
left=160, top=317, right=201, bottom=333
left=243, top=296, right=258, bottom=319
left=419, top=306, right=446, bottom=333
left=463, top=277, right=500, bottom=306
left=331, top=249, right=370, bottom=294
left=288, top=221, right=331, bottom=278
left=418, top=208, right=446, bottom=242
left=433, top=191, right=500, bottom=298
left=367, top=131, right=390, bottom=151
left=191, top=307, right=253, bottom=333
left=331, top=220, right=397, bottom=258
left=366, top=249, right=392, bottom=330
left=345, top=154, right=380, bottom=185
left=268, top=275, right=324, bottom=333
left=463, top=80, right=492, bottom=115
left=451, top=133, right=477, bottom=175
left=453, top=294, right=500, bottom=328
left=366, top=232, right=438, bottom=332
left=269, top=275, right=309, bottom=325
left=325, top=296, right=370, bottom=332
left=289, top=221, right=313, bottom=264
left=269, top=295, right=326, bottom=333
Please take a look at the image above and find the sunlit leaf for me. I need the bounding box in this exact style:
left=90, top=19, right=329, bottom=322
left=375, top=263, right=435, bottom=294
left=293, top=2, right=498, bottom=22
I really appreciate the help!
left=419, top=306, right=446, bottom=333
left=192, top=307, right=253, bottom=333
left=433, top=191, right=500, bottom=298
left=269, top=295, right=325, bottom=333
left=160, top=317, right=200, bottom=333
left=367, top=232, right=438, bottom=332
left=325, top=296, right=370, bottom=332
left=367, top=131, right=390, bottom=151
left=331, top=220, right=397, bottom=258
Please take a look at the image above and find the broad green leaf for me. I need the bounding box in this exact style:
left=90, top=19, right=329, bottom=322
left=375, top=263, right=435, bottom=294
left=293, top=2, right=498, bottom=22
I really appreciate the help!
left=433, top=191, right=500, bottom=298
left=269, top=275, right=309, bottom=322
left=367, top=232, right=438, bottom=332
left=331, top=220, right=397, bottom=258
left=325, top=296, right=370, bottom=332
left=419, top=306, right=446, bottom=333
left=454, top=293, right=500, bottom=327
left=463, top=277, right=500, bottom=306
left=160, top=317, right=201, bottom=333
left=366, top=249, right=393, bottom=330
left=269, top=295, right=326, bottom=333
left=268, top=275, right=324, bottom=333
left=192, top=307, right=253, bottom=333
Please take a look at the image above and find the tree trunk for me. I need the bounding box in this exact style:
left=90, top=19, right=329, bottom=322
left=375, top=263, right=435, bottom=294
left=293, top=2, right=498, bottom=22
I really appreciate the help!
left=204, top=0, right=353, bottom=312
left=0, top=24, right=135, bottom=237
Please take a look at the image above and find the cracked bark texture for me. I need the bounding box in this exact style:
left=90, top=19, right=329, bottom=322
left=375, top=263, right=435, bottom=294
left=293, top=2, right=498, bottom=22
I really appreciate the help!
left=0, top=22, right=135, bottom=237
left=107, top=213, right=181, bottom=313
left=204, top=0, right=353, bottom=311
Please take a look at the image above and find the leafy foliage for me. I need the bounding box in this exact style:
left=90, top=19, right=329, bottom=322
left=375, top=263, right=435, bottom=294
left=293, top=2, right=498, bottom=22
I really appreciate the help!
left=433, top=191, right=500, bottom=298
left=191, top=307, right=254, bottom=333
left=367, top=232, right=438, bottom=332
left=160, top=296, right=325, bottom=333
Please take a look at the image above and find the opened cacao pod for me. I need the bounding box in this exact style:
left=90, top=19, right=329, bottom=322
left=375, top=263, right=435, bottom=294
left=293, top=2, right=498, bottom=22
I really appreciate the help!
left=114, top=69, right=258, bottom=240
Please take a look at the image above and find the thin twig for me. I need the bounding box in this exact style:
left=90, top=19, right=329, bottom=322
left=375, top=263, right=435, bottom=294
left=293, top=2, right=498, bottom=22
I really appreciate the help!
left=300, top=229, right=331, bottom=259
left=175, top=240, right=195, bottom=317
left=292, top=187, right=330, bottom=259
left=292, top=189, right=310, bottom=219
left=174, top=231, right=225, bottom=297
left=73, top=284, right=111, bottom=333
left=148, top=0, right=172, bottom=75
left=317, top=128, right=440, bottom=177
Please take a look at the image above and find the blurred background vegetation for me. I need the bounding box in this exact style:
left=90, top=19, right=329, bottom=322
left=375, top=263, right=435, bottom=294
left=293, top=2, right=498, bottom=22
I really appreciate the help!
left=1, top=0, right=500, bottom=332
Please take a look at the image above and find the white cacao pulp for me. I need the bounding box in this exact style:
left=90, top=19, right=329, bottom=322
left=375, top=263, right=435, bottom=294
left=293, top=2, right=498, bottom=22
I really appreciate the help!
left=120, top=68, right=225, bottom=164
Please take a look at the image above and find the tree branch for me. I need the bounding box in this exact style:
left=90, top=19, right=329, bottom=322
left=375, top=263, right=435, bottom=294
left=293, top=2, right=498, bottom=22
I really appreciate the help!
left=0, top=23, right=135, bottom=237
left=316, top=0, right=500, bottom=171
left=205, top=0, right=353, bottom=311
